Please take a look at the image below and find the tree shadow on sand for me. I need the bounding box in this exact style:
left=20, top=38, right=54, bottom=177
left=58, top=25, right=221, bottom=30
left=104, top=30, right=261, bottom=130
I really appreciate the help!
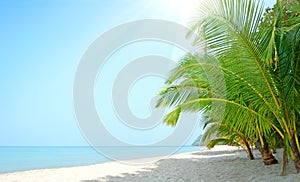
left=191, top=149, right=241, bottom=156
left=80, top=149, right=299, bottom=182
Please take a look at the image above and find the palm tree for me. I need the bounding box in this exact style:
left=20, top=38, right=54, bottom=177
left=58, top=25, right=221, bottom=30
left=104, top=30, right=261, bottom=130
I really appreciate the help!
left=157, top=53, right=277, bottom=164
left=157, top=0, right=300, bottom=174
left=201, top=119, right=255, bottom=160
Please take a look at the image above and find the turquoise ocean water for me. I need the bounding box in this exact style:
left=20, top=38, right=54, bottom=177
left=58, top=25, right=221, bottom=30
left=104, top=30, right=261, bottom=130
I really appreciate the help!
left=0, top=146, right=204, bottom=174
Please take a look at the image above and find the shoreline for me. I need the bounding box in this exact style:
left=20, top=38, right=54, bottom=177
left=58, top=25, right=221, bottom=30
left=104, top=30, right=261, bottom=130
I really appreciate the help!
left=0, top=145, right=202, bottom=174
left=1, top=145, right=299, bottom=181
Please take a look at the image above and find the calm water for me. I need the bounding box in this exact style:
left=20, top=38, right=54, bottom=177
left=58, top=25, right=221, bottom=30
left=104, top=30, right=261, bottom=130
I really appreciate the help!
left=0, top=146, right=204, bottom=174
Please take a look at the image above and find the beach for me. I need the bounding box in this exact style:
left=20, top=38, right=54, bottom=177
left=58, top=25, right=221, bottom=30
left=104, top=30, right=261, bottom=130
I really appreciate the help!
left=1, top=145, right=299, bottom=182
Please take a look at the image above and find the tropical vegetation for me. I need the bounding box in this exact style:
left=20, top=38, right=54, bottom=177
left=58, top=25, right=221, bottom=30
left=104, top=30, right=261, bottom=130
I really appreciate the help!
left=156, top=0, right=300, bottom=175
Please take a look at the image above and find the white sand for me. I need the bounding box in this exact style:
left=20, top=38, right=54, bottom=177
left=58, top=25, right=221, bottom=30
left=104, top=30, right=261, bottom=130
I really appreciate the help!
left=1, top=145, right=300, bottom=182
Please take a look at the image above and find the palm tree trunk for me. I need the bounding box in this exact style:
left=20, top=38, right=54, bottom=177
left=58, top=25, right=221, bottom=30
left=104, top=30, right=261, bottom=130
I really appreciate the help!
left=290, top=132, right=300, bottom=173
left=281, top=134, right=288, bottom=176
left=260, top=136, right=278, bottom=165
left=243, top=139, right=254, bottom=160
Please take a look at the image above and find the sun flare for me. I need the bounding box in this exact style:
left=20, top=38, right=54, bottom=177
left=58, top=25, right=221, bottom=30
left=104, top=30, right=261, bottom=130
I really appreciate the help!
left=167, top=0, right=201, bottom=24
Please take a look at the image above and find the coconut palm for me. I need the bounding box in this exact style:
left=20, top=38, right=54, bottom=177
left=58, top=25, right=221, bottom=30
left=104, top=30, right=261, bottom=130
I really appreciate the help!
left=157, top=0, right=300, bottom=174
left=157, top=53, right=278, bottom=164
left=201, top=118, right=256, bottom=160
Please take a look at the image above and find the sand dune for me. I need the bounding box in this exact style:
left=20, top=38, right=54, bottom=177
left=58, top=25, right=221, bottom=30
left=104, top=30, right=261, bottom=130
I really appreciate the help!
left=1, top=146, right=299, bottom=182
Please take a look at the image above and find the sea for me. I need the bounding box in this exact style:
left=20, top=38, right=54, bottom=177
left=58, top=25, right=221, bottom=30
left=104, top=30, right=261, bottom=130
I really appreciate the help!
left=0, top=146, right=204, bottom=174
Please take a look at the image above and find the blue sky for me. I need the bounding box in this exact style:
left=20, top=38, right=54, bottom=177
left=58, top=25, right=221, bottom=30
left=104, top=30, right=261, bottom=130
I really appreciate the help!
left=0, top=0, right=276, bottom=146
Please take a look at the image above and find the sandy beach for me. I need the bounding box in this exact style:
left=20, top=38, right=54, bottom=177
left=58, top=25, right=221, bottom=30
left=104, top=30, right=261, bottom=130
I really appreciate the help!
left=1, top=145, right=299, bottom=182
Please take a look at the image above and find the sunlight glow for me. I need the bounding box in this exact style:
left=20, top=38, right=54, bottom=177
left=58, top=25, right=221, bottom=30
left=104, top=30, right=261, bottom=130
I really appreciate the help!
left=164, top=0, right=201, bottom=25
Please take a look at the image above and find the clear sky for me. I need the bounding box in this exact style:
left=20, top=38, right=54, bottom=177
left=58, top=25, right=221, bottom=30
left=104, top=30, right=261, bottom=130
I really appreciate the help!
left=0, top=0, right=276, bottom=146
